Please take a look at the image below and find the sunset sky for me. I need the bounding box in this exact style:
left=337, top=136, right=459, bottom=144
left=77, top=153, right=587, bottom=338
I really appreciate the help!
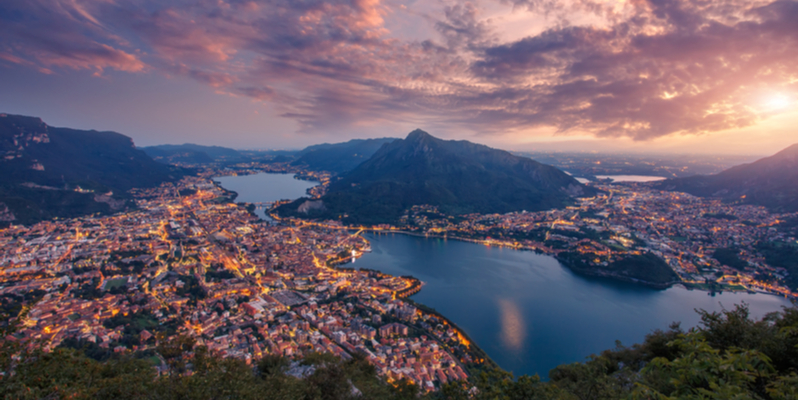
left=0, top=0, right=796, bottom=155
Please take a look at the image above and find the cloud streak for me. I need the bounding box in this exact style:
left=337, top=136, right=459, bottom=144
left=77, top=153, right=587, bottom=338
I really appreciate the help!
left=0, top=0, right=795, bottom=140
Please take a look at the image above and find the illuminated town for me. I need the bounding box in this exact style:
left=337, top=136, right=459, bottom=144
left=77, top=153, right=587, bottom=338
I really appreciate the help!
left=395, top=185, right=797, bottom=299
left=0, top=176, right=475, bottom=392
left=0, top=171, right=795, bottom=392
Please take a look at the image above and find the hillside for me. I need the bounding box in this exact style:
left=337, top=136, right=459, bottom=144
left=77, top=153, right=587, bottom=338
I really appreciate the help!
left=141, top=143, right=243, bottom=164
left=558, top=252, right=680, bottom=289
left=0, top=113, right=181, bottom=225
left=291, top=137, right=398, bottom=173
left=1, top=305, right=795, bottom=399
left=655, top=144, right=798, bottom=212
left=279, top=130, right=595, bottom=224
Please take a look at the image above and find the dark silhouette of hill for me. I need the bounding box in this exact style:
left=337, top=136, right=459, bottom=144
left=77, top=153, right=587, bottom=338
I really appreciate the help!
left=141, top=143, right=243, bottom=164
left=558, top=252, right=680, bottom=288
left=291, top=137, right=398, bottom=173
left=279, top=130, right=595, bottom=224
left=656, top=144, right=798, bottom=212
left=0, top=113, right=182, bottom=225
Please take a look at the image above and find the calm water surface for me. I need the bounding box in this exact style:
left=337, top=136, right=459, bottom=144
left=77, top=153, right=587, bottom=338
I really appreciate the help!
left=213, top=173, right=317, bottom=221
left=214, top=174, right=794, bottom=378
left=354, top=232, right=793, bottom=378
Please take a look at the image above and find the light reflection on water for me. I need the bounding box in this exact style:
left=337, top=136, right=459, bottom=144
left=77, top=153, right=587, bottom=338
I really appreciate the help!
left=498, top=298, right=526, bottom=350
left=355, top=232, right=794, bottom=377
left=209, top=176, right=795, bottom=378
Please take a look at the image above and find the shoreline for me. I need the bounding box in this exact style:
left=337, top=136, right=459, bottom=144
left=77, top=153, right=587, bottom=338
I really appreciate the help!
left=328, top=255, right=500, bottom=376
left=367, top=229, right=678, bottom=288
left=362, top=229, right=796, bottom=301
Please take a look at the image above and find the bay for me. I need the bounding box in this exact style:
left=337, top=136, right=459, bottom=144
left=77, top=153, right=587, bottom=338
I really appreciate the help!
left=353, top=232, right=793, bottom=378
left=213, top=173, right=794, bottom=378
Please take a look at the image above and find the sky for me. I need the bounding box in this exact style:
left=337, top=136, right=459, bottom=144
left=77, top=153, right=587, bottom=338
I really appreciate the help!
left=0, top=0, right=797, bottom=155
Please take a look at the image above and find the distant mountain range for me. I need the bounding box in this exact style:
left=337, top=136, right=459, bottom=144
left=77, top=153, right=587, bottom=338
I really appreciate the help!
left=278, top=130, right=596, bottom=224
left=141, top=143, right=244, bottom=164
left=140, top=138, right=398, bottom=173
left=291, top=138, right=398, bottom=174
left=0, top=114, right=182, bottom=225
left=656, top=144, right=798, bottom=212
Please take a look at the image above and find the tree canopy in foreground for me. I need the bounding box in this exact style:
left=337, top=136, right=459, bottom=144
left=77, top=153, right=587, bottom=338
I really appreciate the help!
left=1, top=303, right=795, bottom=400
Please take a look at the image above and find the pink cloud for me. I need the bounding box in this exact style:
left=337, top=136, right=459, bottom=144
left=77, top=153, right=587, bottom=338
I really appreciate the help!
left=0, top=0, right=795, bottom=140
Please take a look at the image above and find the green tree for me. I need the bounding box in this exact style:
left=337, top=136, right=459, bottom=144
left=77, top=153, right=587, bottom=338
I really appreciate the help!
left=633, top=333, right=786, bottom=399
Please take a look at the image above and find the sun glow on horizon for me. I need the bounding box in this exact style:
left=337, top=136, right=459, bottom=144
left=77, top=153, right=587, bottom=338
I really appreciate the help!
left=762, top=94, right=793, bottom=111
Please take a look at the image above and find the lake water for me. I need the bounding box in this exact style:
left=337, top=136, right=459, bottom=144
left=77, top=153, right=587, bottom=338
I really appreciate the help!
left=353, top=232, right=793, bottom=378
left=595, top=175, right=666, bottom=182
left=213, top=173, right=317, bottom=221
left=213, top=174, right=794, bottom=378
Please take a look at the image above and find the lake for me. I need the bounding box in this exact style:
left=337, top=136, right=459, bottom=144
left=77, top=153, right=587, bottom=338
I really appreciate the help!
left=212, top=173, right=317, bottom=221
left=353, top=232, right=793, bottom=378
left=213, top=174, right=794, bottom=378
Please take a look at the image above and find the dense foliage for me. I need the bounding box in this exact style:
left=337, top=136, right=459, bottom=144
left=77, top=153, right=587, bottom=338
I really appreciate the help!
left=755, top=241, right=798, bottom=293
left=1, top=304, right=794, bottom=399
left=558, top=252, right=680, bottom=287
left=712, top=248, right=750, bottom=272
left=438, top=304, right=797, bottom=400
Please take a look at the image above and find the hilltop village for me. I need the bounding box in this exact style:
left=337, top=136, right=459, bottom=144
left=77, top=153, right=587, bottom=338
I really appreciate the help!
left=0, top=169, right=796, bottom=392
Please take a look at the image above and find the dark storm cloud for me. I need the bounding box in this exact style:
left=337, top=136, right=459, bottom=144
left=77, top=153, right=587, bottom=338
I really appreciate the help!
left=0, top=0, right=795, bottom=139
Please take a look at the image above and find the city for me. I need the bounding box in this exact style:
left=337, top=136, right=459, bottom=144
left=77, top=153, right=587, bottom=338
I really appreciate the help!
left=1, top=165, right=795, bottom=392
left=0, top=0, right=796, bottom=395
left=0, top=176, right=477, bottom=392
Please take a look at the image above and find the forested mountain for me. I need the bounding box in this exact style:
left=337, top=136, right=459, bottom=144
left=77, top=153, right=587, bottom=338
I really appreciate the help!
left=279, top=130, right=595, bottom=224
left=141, top=143, right=243, bottom=164
left=0, top=113, right=181, bottom=225
left=291, top=137, right=398, bottom=173
left=656, top=144, right=798, bottom=212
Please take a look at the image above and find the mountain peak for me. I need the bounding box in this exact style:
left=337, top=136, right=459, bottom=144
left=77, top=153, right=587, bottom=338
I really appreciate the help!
left=278, top=132, right=595, bottom=224
left=406, top=129, right=433, bottom=142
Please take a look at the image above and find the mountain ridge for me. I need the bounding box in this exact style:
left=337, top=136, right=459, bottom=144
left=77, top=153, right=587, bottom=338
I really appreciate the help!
left=141, top=143, right=243, bottom=164
left=291, top=137, right=398, bottom=174
left=0, top=113, right=182, bottom=225
left=655, top=144, right=798, bottom=212
left=279, top=129, right=595, bottom=223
